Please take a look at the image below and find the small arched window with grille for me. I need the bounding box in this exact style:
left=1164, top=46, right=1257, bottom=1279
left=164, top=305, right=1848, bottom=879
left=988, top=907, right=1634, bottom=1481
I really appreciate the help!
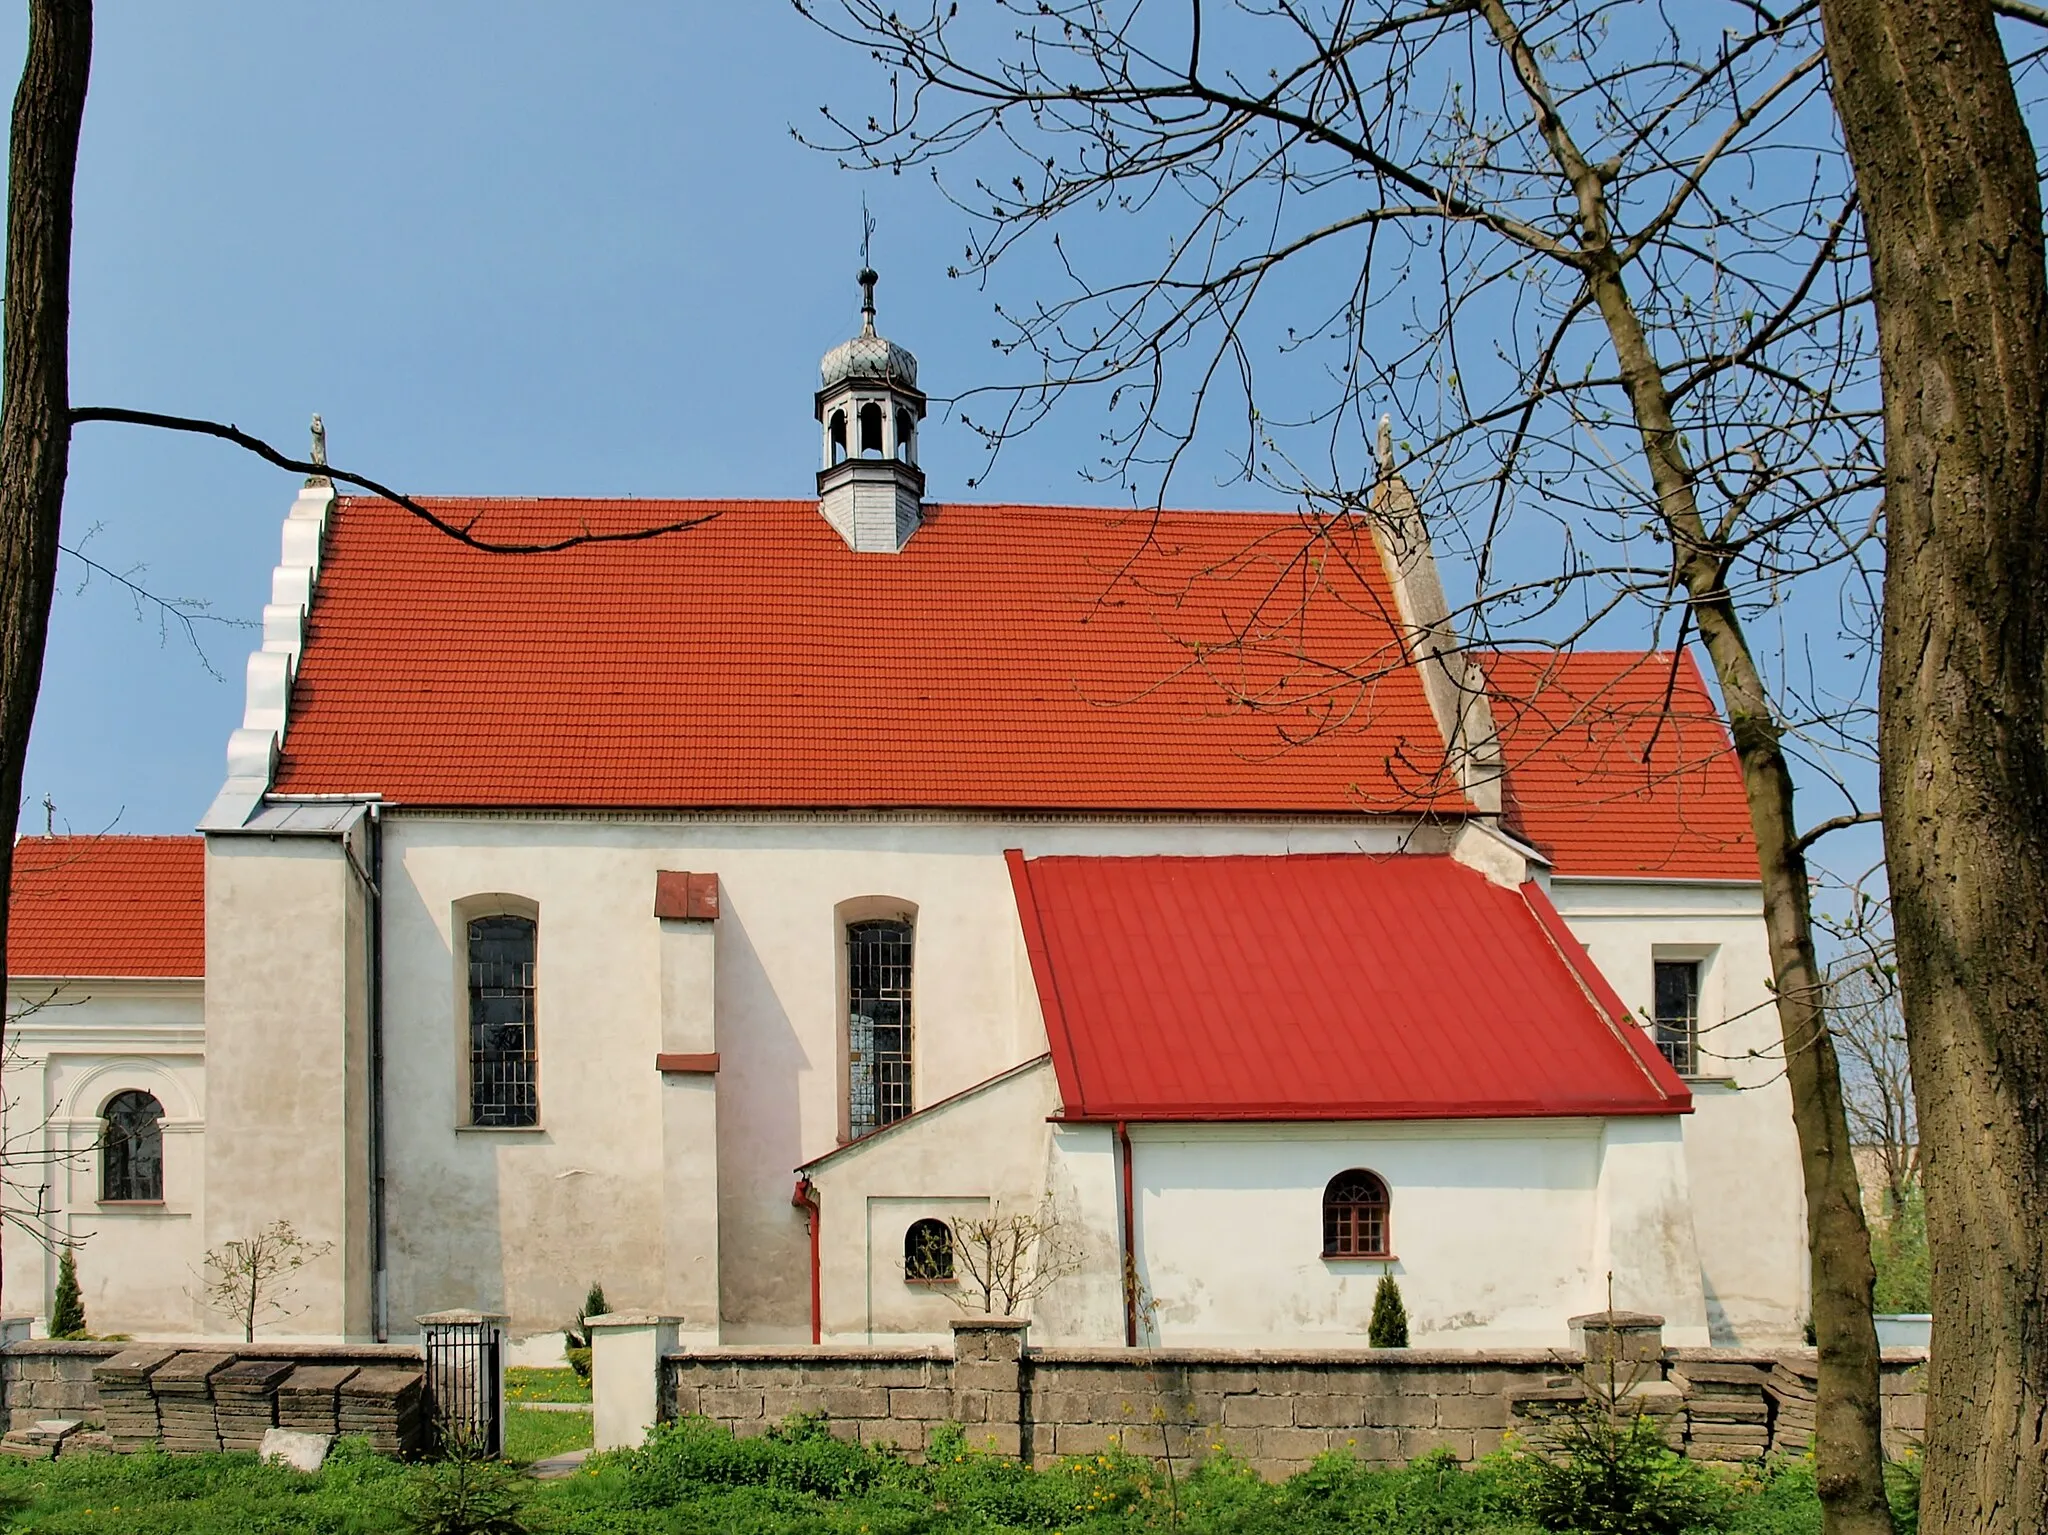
left=847, top=919, right=913, bottom=1136
left=904, top=1218, right=954, bottom=1283
left=1321, top=1169, right=1391, bottom=1258
left=100, top=1090, right=164, bottom=1202
left=469, top=913, right=539, bottom=1127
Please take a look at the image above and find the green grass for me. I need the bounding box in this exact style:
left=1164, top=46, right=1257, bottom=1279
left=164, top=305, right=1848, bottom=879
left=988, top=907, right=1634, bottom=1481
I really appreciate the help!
left=0, top=1416, right=1854, bottom=1534
left=506, top=1367, right=590, bottom=1405
left=504, top=1405, right=593, bottom=1466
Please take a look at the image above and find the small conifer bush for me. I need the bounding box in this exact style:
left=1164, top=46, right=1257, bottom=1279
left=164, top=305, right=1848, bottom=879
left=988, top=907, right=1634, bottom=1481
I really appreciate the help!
left=1368, top=1272, right=1409, bottom=1348
left=564, top=1281, right=608, bottom=1381
left=50, top=1248, right=86, bottom=1340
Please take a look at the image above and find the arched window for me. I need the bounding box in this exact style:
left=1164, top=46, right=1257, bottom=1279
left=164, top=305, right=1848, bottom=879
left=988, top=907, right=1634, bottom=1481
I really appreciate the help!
left=847, top=919, right=913, bottom=1136
left=904, top=1217, right=953, bottom=1282
left=858, top=401, right=884, bottom=456
left=1322, top=1169, right=1390, bottom=1257
left=829, top=409, right=848, bottom=465
left=100, top=1090, right=164, bottom=1202
left=469, top=914, right=539, bottom=1127
left=895, top=409, right=917, bottom=464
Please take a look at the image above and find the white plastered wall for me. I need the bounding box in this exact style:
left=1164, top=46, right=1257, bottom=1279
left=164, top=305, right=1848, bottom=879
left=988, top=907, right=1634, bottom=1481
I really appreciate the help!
left=802, top=1058, right=1061, bottom=1342
left=197, top=807, right=1801, bottom=1348
left=1548, top=876, right=1807, bottom=1344
left=0, top=978, right=208, bottom=1336
left=1116, top=1118, right=1703, bottom=1349
left=370, top=813, right=1421, bottom=1343
left=202, top=831, right=370, bottom=1341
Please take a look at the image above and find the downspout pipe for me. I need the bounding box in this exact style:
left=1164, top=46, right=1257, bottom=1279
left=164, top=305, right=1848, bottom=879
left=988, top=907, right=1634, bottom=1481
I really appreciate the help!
left=1116, top=1121, right=1137, bottom=1347
left=367, top=804, right=387, bottom=1342
left=792, top=1177, right=821, bottom=1345
left=336, top=802, right=388, bottom=1342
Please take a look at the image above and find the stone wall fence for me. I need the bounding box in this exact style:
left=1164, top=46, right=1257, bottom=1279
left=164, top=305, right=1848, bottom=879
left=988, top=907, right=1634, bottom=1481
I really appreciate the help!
left=590, top=1311, right=1929, bottom=1482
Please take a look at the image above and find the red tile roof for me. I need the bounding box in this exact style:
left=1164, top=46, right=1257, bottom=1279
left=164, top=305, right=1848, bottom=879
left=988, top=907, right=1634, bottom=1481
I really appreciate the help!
left=271, top=498, right=1461, bottom=814
left=267, top=498, right=1754, bottom=877
left=1007, top=850, right=1691, bottom=1121
left=7, top=836, right=205, bottom=978
left=1485, top=649, right=1756, bottom=880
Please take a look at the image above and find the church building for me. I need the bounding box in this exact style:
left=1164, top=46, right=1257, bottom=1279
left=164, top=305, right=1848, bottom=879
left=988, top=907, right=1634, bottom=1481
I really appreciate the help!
left=3, top=274, right=1806, bottom=1352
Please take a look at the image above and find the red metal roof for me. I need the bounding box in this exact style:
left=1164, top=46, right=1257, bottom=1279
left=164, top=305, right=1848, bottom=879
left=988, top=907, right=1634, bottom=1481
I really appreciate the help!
left=1007, top=850, right=1690, bottom=1121
left=7, top=836, right=205, bottom=978
left=271, top=497, right=1462, bottom=815
left=1486, top=649, right=1756, bottom=880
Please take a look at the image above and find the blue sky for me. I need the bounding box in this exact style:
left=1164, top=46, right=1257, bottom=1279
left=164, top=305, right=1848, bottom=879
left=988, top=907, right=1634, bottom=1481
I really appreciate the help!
left=22, top=3, right=1181, bottom=836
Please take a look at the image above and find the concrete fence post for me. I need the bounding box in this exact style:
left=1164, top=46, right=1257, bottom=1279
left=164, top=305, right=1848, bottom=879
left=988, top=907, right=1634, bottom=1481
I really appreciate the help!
left=1568, top=1310, right=1667, bottom=1368
left=950, top=1316, right=1029, bottom=1460
left=590, top=1311, right=680, bottom=1451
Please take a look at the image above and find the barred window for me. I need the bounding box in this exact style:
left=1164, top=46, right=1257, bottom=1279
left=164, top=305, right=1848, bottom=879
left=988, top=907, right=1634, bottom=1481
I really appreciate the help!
left=904, top=1218, right=954, bottom=1283
left=848, top=919, right=913, bottom=1137
left=1653, top=959, right=1701, bottom=1076
left=469, top=914, right=538, bottom=1127
left=1322, top=1169, right=1390, bottom=1258
left=101, top=1090, right=164, bottom=1202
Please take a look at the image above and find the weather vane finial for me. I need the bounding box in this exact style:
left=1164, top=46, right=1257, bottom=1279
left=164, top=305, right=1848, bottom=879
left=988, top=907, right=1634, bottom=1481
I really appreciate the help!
left=858, top=197, right=879, bottom=336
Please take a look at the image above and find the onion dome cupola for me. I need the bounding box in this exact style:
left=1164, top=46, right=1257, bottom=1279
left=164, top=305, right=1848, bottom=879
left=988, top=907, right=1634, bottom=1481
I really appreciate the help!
left=817, top=268, right=927, bottom=552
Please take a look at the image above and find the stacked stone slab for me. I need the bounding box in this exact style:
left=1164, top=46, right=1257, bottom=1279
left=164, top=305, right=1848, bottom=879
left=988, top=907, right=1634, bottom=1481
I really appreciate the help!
left=0, top=1418, right=79, bottom=1460
left=213, top=1360, right=294, bottom=1451
left=277, top=1365, right=357, bottom=1436
left=1766, top=1355, right=1819, bottom=1452
left=1669, top=1360, right=1770, bottom=1461
left=92, top=1346, right=179, bottom=1452
left=151, top=1353, right=232, bottom=1454
left=338, top=1367, right=427, bottom=1457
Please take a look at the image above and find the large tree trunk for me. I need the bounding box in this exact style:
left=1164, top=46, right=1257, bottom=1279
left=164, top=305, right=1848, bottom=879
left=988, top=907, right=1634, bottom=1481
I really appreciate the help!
left=0, top=0, right=94, bottom=1312
left=1820, top=2, right=2048, bottom=1529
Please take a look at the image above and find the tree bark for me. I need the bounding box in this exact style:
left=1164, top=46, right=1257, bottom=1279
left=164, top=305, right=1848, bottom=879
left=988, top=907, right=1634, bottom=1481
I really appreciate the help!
left=1820, top=2, right=2048, bottom=1529
left=0, top=1, right=92, bottom=1317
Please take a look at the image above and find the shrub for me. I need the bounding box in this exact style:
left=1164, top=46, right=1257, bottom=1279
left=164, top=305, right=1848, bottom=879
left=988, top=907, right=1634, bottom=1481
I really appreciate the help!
left=1502, top=1413, right=1733, bottom=1535
left=563, top=1280, right=607, bottom=1382
left=1369, top=1272, right=1410, bottom=1348
left=621, top=1411, right=910, bottom=1507
left=49, top=1248, right=85, bottom=1340
left=1277, top=1447, right=1524, bottom=1534
left=403, top=1454, right=527, bottom=1535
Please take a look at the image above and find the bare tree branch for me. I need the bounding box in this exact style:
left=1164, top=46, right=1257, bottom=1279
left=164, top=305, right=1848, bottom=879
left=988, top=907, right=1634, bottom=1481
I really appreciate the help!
left=68, top=407, right=722, bottom=555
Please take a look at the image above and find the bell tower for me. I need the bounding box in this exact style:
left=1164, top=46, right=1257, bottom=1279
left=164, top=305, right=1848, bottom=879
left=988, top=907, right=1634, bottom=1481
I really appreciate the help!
left=817, top=268, right=926, bottom=552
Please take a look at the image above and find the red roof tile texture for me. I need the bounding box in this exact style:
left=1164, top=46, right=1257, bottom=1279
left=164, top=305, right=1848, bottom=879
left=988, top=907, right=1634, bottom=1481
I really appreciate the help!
left=271, top=498, right=1461, bottom=816
left=1008, top=850, right=1691, bottom=1122
left=1486, top=649, right=1756, bottom=880
left=7, top=836, right=205, bottom=978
